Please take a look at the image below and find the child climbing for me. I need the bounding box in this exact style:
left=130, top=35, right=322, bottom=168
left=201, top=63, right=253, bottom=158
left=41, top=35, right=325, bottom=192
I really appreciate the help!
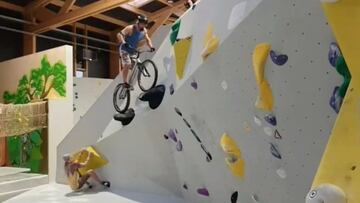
left=63, top=150, right=110, bottom=191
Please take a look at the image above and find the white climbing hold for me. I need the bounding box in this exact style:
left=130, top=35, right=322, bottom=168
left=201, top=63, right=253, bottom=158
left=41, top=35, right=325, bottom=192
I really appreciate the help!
left=228, top=2, right=247, bottom=30
left=221, top=81, right=228, bottom=90
left=306, top=184, right=346, bottom=203
left=254, top=116, right=262, bottom=126
left=251, top=194, right=259, bottom=203
left=264, top=127, right=273, bottom=136
left=276, top=168, right=287, bottom=179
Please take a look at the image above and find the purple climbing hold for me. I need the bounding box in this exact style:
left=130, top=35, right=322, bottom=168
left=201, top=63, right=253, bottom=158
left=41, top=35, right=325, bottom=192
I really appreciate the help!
left=264, top=114, right=277, bottom=126
left=328, top=42, right=341, bottom=68
left=270, top=143, right=282, bottom=159
left=176, top=140, right=183, bottom=151
left=170, top=84, right=175, bottom=95
left=197, top=188, right=210, bottom=197
left=191, top=80, right=198, bottom=90
left=329, top=86, right=343, bottom=113
left=168, top=129, right=178, bottom=143
left=270, top=50, right=288, bottom=66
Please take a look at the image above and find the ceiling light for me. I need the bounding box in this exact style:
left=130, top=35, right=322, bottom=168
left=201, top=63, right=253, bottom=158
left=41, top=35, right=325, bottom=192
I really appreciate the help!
left=128, top=0, right=153, bottom=7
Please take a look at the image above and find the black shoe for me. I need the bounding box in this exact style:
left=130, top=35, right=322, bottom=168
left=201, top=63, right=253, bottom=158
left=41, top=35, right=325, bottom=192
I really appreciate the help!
left=102, top=181, right=111, bottom=188
left=85, top=181, right=93, bottom=189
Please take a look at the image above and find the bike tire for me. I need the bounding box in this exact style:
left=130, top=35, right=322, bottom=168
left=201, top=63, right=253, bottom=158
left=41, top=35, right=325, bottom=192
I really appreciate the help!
left=113, top=84, right=130, bottom=113
left=137, top=59, right=158, bottom=92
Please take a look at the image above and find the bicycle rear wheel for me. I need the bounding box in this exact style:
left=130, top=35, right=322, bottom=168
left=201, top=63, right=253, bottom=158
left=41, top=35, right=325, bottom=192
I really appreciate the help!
left=113, top=83, right=130, bottom=113
left=137, top=59, right=158, bottom=92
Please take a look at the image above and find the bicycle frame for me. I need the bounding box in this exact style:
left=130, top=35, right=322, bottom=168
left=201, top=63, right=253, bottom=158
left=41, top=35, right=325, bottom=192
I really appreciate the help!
left=117, top=48, right=152, bottom=99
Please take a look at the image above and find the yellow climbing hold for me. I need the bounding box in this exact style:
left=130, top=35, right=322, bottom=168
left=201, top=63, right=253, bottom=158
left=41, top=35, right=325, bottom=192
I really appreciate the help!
left=252, top=43, right=274, bottom=111
left=173, top=36, right=193, bottom=80
left=220, top=133, right=245, bottom=178
left=201, top=24, right=220, bottom=60
left=71, top=146, right=108, bottom=176
left=311, top=1, right=360, bottom=203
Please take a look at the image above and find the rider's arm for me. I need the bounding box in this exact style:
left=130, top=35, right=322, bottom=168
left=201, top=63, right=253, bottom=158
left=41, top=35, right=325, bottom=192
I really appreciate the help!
left=144, top=29, right=154, bottom=49
left=117, top=25, right=132, bottom=44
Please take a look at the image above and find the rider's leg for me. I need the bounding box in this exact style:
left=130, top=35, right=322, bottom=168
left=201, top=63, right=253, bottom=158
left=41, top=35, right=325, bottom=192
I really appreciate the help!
left=86, top=170, right=111, bottom=188
left=120, top=51, right=131, bottom=85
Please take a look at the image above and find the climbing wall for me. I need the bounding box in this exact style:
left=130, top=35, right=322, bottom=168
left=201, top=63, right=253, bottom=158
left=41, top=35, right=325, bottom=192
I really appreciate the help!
left=73, top=78, right=112, bottom=124
left=54, top=0, right=344, bottom=202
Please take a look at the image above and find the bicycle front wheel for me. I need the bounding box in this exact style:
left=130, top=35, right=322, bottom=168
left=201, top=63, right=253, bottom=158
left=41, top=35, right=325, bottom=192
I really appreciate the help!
left=137, top=59, right=158, bottom=92
left=113, top=84, right=130, bottom=113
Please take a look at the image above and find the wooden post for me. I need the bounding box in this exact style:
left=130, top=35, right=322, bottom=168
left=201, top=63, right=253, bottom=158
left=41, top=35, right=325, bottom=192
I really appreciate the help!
left=109, top=33, right=120, bottom=79
left=84, top=26, right=89, bottom=77
left=72, top=23, right=77, bottom=76
left=23, top=14, right=36, bottom=55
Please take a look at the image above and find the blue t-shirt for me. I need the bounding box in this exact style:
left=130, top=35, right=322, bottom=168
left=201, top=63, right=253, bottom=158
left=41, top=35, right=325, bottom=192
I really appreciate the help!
left=121, top=25, right=145, bottom=54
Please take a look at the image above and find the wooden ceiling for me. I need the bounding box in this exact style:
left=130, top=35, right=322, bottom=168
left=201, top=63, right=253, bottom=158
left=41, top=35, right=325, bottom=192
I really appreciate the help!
left=0, top=0, right=187, bottom=38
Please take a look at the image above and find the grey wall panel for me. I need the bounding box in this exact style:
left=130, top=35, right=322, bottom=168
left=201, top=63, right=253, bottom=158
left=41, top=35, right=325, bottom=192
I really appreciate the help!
left=57, top=0, right=341, bottom=202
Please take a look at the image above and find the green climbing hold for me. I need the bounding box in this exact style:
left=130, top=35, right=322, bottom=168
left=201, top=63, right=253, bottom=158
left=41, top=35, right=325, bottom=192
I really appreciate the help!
left=170, top=20, right=181, bottom=45
left=335, top=56, right=351, bottom=98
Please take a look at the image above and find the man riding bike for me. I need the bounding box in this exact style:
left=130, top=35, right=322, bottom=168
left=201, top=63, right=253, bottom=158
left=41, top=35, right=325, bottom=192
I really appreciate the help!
left=117, top=15, right=155, bottom=89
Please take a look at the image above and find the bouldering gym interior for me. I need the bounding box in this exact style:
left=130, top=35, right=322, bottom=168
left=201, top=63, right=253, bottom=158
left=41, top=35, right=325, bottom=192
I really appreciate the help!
left=0, top=0, right=358, bottom=203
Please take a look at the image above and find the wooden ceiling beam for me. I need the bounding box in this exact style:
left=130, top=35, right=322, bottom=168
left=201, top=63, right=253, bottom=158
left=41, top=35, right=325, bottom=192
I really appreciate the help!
left=150, top=0, right=186, bottom=20
left=120, top=4, right=151, bottom=17
left=0, top=1, right=25, bottom=13
left=157, top=0, right=174, bottom=7
left=35, top=7, right=110, bottom=36
left=29, top=0, right=129, bottom=34
left=51, top=0, right=128, bottom=28
left=58, top=0, right=76, bottom=15
left=25, top=0, right=53, bottom=14
left=148, top=11, right=172, bottom=37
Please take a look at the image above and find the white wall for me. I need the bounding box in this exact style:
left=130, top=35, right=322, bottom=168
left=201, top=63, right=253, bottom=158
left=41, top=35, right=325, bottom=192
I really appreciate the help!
left=73, top=78, right=112, bottom=124
left=56, top=0, right=340, bottom=202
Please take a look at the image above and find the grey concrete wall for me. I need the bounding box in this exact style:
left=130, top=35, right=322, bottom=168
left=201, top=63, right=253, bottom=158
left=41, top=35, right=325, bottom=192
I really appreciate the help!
left=57, top=0, right=341, bottom=202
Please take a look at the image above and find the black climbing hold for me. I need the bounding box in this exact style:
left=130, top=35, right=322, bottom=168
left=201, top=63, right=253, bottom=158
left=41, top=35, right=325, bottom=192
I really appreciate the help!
left=274, top=129, right=282, bottom=139
left=231, top=191, right=238, bottom=203
left=183, top=183, right=188, bottom=190
left=191, top=80, right=198, bottom=90
left=139, top=85, right=166, bottom=109
left=190, top=129, right=202, bottom=143
left=175, top=107, right=183, bottom=117
left=270, top=143, right=282, bottom=159
left=170, top=84, right=174, bottom=95
left=201, top=144, right=212, bottom=162
left=183, top=118, right=191, bottom=128
left=164, top=134, right=169, bottom=140
left=113, top=108, right=135, bottom=126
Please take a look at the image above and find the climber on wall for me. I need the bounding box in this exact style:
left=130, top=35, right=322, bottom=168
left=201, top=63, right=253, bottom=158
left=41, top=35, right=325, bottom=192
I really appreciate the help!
left=63, top=150, right=110, bottom=191
left=117, top=15, right=155, bottom=89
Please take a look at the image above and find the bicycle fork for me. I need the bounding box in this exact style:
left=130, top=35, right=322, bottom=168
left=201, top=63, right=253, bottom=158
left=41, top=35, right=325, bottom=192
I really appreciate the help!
left=139, top=64, right=150, bottom=77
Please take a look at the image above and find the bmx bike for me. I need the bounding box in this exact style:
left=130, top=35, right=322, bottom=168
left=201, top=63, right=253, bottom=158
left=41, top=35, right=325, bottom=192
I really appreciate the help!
left=113, top=49, right=158, bottom=113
